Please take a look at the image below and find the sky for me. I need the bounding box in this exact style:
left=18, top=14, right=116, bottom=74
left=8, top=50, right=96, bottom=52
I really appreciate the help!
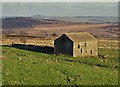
left=1, top=0, right=119, bottom=2
left=2, top=2, right=118, bottom=17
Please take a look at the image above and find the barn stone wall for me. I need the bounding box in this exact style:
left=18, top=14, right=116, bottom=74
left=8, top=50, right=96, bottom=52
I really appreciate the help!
left=54, top=35, right=73, bottom=56
left=73, top=41, right=97, bottom=57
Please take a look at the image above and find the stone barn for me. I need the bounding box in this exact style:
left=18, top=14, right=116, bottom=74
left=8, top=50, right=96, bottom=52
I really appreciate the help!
left=54, top=32, right=97, bottom=57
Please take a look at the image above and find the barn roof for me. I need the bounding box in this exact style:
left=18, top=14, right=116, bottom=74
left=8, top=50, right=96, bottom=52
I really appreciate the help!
left=64, top=32, right=97, bottom=42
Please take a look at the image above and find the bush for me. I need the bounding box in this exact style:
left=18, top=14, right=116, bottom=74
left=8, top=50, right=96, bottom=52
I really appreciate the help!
left=51, top=33, right=57, bottom=36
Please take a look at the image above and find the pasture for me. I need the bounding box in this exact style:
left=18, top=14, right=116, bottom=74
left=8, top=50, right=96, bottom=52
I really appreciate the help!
left=2, top=45, right=119, bottom=85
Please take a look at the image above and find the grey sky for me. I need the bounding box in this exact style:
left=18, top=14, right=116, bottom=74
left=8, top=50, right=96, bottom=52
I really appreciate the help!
left=2, top=0, right=119, bottom=2
left=2, top=2, right=118, bottom=17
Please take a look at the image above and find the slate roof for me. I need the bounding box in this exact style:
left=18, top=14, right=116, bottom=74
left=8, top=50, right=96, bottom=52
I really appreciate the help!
left=64, top=32, right=97, bottom=42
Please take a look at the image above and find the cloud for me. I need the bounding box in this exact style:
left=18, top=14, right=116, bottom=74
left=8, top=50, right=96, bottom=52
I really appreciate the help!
left=2, top=2, right=118, bottom=16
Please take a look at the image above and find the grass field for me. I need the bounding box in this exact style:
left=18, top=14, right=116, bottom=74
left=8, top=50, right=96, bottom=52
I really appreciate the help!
left=2, top=45, right=119, bottom=85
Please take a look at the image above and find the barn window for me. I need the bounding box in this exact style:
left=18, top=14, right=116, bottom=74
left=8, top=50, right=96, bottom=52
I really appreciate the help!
left=81, top=49, right=82, bottom=53
left=90, top=50, right=92, bottom=54
left=78, top=44, right=80, bottom=48
left=85, top=43, right=87, bottom=47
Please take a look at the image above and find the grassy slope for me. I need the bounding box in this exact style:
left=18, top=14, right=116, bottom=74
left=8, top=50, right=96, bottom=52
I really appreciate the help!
left=2, top=46, right=118, bottom=85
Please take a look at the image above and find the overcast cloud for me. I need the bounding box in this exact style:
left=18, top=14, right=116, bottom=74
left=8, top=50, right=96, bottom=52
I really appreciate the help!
left=2, top=2, right=118, bottom=17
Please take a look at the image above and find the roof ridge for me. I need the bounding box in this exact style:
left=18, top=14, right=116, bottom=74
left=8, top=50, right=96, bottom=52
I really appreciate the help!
left=65, top=32, right=90, bottom=34
left=64, top=32, right=96, bottom=41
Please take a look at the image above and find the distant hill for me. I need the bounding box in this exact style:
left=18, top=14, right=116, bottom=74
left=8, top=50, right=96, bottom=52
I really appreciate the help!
left=49, top=16, right=118, bottom=24
left=2, top=17, right=61, bottom=29
left=32, top=15, right=49, bottom=19
left=2, top=16, right=118, bottom=29
left=31, top=15, right=118, bottom=24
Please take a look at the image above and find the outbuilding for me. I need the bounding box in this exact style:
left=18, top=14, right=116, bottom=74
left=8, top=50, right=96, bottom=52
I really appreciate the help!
left=54, top=32, right=97, bottom=57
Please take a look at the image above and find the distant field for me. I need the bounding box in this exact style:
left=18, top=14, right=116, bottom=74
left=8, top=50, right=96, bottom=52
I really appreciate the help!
left=2, top=45, right=118, bottom=85
left=98, top=39, right=119, bottom=49
left=2, top=36, right=119, bottom=49
left=2, top=17, right=118, bottom=41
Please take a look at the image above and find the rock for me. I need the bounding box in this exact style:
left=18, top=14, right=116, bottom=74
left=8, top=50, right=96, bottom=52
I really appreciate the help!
left=17, top=58, right=21, bottom=60
left=93, top=65, right=100, bottom=70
